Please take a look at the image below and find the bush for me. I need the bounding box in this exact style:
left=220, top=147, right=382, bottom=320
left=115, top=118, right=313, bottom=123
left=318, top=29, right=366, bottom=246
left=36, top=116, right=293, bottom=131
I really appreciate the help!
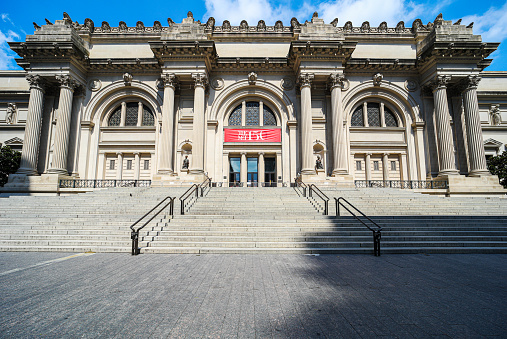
left=487, top=150, right=507, bottom=188
left=0, top=146, right=21, bottom=187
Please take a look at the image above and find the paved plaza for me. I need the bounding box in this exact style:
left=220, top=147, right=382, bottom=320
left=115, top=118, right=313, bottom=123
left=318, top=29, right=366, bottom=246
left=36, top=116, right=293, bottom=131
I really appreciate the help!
left=0, top=253, right=506, bottom=338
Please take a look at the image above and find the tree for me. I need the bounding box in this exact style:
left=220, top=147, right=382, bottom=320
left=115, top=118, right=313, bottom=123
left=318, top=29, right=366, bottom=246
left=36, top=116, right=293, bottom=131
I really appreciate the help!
left=487, top=150, right=507, bottom=188
left=0, top=146, right=21, bottom=187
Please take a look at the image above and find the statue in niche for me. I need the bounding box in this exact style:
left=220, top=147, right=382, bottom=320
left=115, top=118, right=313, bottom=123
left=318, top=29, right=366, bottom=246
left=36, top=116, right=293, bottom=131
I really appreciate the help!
left=490, top=104, right=502, bottom=126
left=182, top=155, right=189, bottom=169
left=315, top=156, right=323, bottom=170
left=5, top=103, right=16, bottom=124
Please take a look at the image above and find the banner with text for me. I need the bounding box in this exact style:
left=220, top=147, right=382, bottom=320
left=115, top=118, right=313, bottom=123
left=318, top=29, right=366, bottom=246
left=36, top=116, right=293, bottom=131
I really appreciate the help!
left=224, top=129, right=281, bottom=143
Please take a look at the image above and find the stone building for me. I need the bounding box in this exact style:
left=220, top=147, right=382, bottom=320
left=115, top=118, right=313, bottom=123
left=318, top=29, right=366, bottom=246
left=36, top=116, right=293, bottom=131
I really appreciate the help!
left=0, top=11, right=505, bottom=193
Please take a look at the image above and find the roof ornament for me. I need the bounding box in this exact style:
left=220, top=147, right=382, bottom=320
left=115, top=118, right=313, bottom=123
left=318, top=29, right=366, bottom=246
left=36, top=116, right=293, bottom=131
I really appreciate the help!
left=84, top=18, right=94, bottom=32
left=136, top=21, right=145, bottom=32
left=222, top=20, right=231, bottom=31
left=412, top=19, right=424, bottom=33
left=330, top=18, right=338, bottom=27
left=378, top=21, right=388, bottom=33
left=206, top=17, right=215, bottom=30
left=343, top=21, right=352, bottom=32
left=33, top=22, right=40, bottom=30
left=274, top=20, right=283, bottom=31
left=290, top=17, right=300, bottom=30
left=257, top=20, right=266, bottom=31
left=434, top=13, right=444, bottom=26
left=154, top=21, right=162, bottom=31
left=466, top=22, right=474, bottom=28
left=63, top=12, right=73, bottom=25
left=240, top=20, right=248, bottom=31
left=123, top=72, right=133, bottom=86
left=453, top=19, right=462, bottom=25
left=167, top=18, right=174, bottom=27
left=119, top=21, right=127, bottom=32
left=361, top=21, right=370, bottom=33
left=312, top=12, right=318, bottom=18
left=101, top=21, right=111, bottom=33
left=395, top=21, right=405, bottom=33
left=187, top=11, right=193, bottom=18
left=45, top=19, right=53, bottom=25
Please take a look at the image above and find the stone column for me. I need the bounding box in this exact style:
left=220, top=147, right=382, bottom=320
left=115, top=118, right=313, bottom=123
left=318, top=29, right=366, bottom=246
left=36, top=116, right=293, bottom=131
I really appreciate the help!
left=258, top=152, right=265, bottom=185
left=462, top=75, right=490, bottom=176
left=134, top=152, right=140, bottom=180
left=158, top=74, right=177, bottom=174
left=329, top=73, right=348, bottom=175
left=48, top=74, right=77, bottom=175
left=189, top=73, right=207, bottom=175
left=240, top=152, right=247, bottom=184
left=17, top=75, right=46, bottom=175
left=299, top=73, right=315, bottom=174
left=120, top=102, right=126, bottom=126
left=116, top=152, right=123, bottom=180
left=432, top=75, right=459, bottom=176
left=137, top=102, right=143, bottom=126
left=382, top=153, right=389, bottom=181
left=365, top=153, right=372, bottom=181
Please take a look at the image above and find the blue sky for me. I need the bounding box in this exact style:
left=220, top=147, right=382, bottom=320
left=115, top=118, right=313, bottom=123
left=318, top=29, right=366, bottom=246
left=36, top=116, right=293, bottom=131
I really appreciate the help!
left=2, top=0, right=507, bottom=70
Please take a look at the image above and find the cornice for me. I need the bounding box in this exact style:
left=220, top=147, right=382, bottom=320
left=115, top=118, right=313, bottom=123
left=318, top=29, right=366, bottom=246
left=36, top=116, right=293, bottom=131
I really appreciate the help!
left=87, top=58, right=160, bottom=71
left=346, top=58, right=417, bottom=71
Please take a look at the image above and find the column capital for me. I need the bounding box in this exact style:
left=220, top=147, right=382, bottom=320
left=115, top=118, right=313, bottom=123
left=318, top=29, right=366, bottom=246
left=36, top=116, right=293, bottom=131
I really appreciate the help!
left=26, top=74, right=47, bottom=91
left=133, top=152, right=140, bottom=156
left=161, top=73, right=178, bottom=89
left=192, top=73, right=208, bottom=88
left=383, top=153, right=390, bottom=157
left=258, top=152, right=265, bottom=156
left=329, top=73, right=346, bottom=90
left=116, top=151, right=123, bottom=156
left=464, top=75, right=481, bottom=90
left=430, top=75, right=451, bottom=91
left=298, top=73, right=314, bottom=88
left=366, top=152, right=372, bottom=156
left=240, top=151, right=247, bottom=156
left=56, top=74, right=78, bottom=91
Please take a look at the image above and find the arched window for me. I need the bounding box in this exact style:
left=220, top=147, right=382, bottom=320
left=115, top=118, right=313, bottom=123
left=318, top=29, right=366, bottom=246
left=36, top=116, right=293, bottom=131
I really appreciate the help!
left=351, top=101, right=401, bottom=128
left=107, top=101, right=155, bottom=127
left=227, top=101, right=278, bottom=126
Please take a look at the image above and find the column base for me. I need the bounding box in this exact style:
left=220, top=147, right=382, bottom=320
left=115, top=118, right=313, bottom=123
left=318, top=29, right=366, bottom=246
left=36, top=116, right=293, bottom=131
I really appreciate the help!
left=468, top=169, right=491, bottom=177
left=1, top=173, right=72, bottom=194
left=47, top=168, right=69, bottom=175
left=435, top=174, right=505, bottom=195
left=151, top=173, right=207, bottom=187
left=437, top=169, right=460, bottom=176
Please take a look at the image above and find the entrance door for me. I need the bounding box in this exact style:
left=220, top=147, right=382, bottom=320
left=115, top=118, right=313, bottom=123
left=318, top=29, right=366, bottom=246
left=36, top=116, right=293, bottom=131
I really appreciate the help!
left=264, top=157, right=276, bottom=187
left=247, top=157, right=258, bottom=187
left=229, top=157, right=241, bottom=187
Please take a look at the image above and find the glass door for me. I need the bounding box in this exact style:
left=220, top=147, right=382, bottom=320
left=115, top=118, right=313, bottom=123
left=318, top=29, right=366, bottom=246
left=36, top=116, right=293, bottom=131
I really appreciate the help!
left=264, top=157, right=276, bottom=187
left=229, top=157, right=241, bottom=187
left=247, top=158, right=258, bottom=187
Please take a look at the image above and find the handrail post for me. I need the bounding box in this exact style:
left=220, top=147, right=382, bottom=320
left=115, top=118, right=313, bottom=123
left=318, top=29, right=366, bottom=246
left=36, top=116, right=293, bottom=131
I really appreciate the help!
left=324, top=200, right=328, bottom=216
left=181, top=199, right=185, bottom=215
left=336, top=198, right=340, bottom=217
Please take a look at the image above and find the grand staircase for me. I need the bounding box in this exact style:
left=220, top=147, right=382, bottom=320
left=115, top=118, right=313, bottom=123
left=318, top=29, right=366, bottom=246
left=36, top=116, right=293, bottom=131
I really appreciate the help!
left=0, top=185, right=506, bottom=254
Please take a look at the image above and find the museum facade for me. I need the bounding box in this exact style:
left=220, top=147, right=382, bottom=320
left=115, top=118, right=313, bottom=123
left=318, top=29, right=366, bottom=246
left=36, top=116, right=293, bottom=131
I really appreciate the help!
left=0, top=11, right=506, bottom=192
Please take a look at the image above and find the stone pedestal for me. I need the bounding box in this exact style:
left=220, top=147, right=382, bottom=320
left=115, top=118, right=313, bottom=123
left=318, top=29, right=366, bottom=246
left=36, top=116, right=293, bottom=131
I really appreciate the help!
left=435, top=175, right=505, bottom=195
left=1, top=173, right=72, bottom=193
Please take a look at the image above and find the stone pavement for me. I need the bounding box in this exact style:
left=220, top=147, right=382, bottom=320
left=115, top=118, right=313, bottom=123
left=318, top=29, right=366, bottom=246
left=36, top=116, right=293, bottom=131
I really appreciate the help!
left=0, top=253, right=506, bottom=338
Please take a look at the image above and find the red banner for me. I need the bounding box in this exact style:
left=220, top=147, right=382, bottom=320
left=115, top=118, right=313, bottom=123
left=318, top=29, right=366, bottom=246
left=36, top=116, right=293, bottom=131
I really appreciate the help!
left=224, top=129, right=281, bottom=142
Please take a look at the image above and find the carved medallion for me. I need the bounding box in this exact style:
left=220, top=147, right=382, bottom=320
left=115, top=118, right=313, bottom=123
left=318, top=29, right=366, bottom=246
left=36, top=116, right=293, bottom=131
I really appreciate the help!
left=88, top=79, right=102, bottom=92
left=281, top=77, right=295, bottom=91
left=404, top=79, right=418, bottom=92
left=210, top=77, right=224, bottom=90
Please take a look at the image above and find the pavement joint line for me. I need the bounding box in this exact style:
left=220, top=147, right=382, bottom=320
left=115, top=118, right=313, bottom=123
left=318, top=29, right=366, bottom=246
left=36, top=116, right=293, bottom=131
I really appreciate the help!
left=0, top=252, right=95, bottom=276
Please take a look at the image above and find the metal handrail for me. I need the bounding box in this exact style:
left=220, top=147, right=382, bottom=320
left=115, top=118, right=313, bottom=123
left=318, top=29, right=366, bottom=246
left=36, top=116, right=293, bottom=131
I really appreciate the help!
left=179, top=184, right=199, bottom=215
left=200, top=176, right=212, bottom=197
left=355, top=180, right=448, bottom=189
left=293, top=177, right=308, bottom=197
left=308, top=184, right=329, bottom=215
left=334, top=197, right=382, bottom=256
left=130, top=196, right=175, bottom=255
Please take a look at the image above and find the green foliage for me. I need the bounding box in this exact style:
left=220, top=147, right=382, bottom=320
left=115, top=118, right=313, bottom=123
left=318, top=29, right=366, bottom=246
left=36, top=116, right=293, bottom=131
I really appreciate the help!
left=487, top=150, right=507, bottom=188
left=0, top=146, right=21, bottom=187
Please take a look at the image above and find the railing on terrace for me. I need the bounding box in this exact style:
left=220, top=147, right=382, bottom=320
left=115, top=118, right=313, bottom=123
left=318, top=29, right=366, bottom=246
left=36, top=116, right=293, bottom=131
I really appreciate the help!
left=355, top=180, right=448, bottom=189
left=60, top=179, right=151, bottom=188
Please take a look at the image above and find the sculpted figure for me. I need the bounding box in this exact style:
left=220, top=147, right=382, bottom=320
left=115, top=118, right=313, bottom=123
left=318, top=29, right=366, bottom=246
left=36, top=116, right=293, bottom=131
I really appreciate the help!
left=101, top=21, right=111, bottom=32
left=257, top=20, right=266, bottom=31
left=206, top=17, right=215, bottom=30
left=395, top=21, right=405, bottom=32
left=136, top=21, right=145, bottom=32
left=153, top=21, right=162, bottom=31
left=290, top=17, right=300, bottom=30
left=315, top=156, right=323, bottom=170
left=119, top=21, right=127, bottom=31
left=123, top=73, right=133, bottom=86
left=378, top=21, right=388, bottom=32
left=361, top=21, right=370, bottom=32
left=330, top=18, right=338, bottom=27
left=490, top=104, right=502, bottom=126
left=274, top=20, right=283, bottom=31
left=84, top=18, right=94, bottom=32
left=222, top=20, right=231, bottom=31
left=240, top=20, right=248, bottom=30
left=343, top=21, right=353, bottom=32
left=5, top=103, right=16, bottom=124
left=182, top=156, right=189, bottom=169
left=167, top=18, right=174, bottom=27
left=412, top=19, right=424, bottom=33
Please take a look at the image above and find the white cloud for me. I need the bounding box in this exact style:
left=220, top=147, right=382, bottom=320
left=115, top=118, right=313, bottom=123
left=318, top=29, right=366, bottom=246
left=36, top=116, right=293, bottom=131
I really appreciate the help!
left=460, top=1, right=507, bottom=42
left=1, top=13, right=14, bottom=25
left=0, top=29, right=21, bottom=70
left=203, top=0, right=293, bottom=25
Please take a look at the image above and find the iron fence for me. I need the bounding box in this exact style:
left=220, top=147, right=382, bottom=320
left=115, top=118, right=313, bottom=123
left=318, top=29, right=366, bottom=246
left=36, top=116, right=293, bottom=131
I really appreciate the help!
left=59, top=179, right=152, bottom=188
left=354, top=180, right=448, bottom=189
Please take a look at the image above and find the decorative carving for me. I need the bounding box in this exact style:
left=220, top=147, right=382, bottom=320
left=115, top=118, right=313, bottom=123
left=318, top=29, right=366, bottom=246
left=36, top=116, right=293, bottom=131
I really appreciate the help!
left=312, top=12, right=319, bottom=18
left=454, top=19, right=462, bottom=25
left=247, top=72, right=257, bottom=85
left=239, top=20, right=248, bottom=31
left=182, top=155, right=189, bottom=169
left=206, top=17, right=215, bottom=30
left=161, top=73, right=177, bottom=88
left=192, top=73, right=208, bottom=88
left=299, top=73, right=314, bottom=87
left=315, top=156, right=323, bottom=170
left=45, top=18, right=53, bottom=25
left=361, top=21, right=370, bottom=33
left=5, top=103, right=17, bottom=124
left=210, top=77, right=224, bottom=90
left=222, top=20, right=231, bottom=31
left=257, top=20, right=266, bottom=31
left=123, top=72, right=133, bottom=86
left=330, top=18, right=338, bottom=27
left=136, top=21, right=145, bottom=32
left=281, top=77, right=295, bottom=91
left=404, top=79, right=418, bottom=92
left=274, top=20, right=283, bottom=31
left=84, top=18, right=94, bottom=32
left=153, top=21, right=162, bottom=31
left=412, top=19, right=425, bottom=33
left=187, top=11, right=193, bottom=19
left=119, top=21, right=127, bottom=32
left=101, top=21, right=111, bottom=32
left=329, top=73, right=346, bottom=89
left=434, top=13, right=444, bottom=26
left=33, top=22, right=40, bottom=30
left=489, top=104, right=501, bottom=126
left=167, top=18, right=174, bottom=27
left=430, top=75, right=451, bottom=90
left=63, top=12, right=73, bottom=25
left=465, top=75, right=481, bottom=89
left=56, top=74, right=78, bottom=89
left=343, top=21, right=353, bottom=32
left=290, top=17, right=300, bottom=30
left=372, top=73, right=383, bottom=86
left=378, top=21, right=388, bottom=33
left=466, top=22, right=474, bottom=28
left=395, top=21, right=405, bottom=33
left=26, top=74, right=46, bottom=90
left=88, top=79, right=102, bottom=92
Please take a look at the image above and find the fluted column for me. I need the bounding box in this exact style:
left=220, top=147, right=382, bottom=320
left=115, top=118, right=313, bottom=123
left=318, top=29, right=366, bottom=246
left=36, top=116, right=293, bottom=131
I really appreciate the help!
left=116, top=152, right=123, bottom=180
left=17, top=75, right=46, bottom=175
left=365, top=153, right=372, bottom=181
left=382, top=153, right=389, bottom=181
left=48, top=75, right=77, bottom=175
left=432, top=75, right=459, bottom=176
left=158, top=74, right=177, bottom=174
left=329, top=73, right=348, bottom=175
left=462, top=75, right=490, bottom=176
left=189, top=73, right=207, bottom=175
left=134, top=152, right=140, bottom=180
left=299, top=73, right=314, bottom=174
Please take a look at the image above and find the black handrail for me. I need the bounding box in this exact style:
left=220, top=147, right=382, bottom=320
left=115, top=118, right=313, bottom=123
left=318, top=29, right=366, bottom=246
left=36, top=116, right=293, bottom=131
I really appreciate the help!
left=200, top=176, right=212, bottom=197
left=130, top=196, right=175, bottom=255
left=179, top=184, right=199, bottom=215
left=308, top=184, right=329, bottom=215
left=293, top=177, right=307, bottom=197
left=334, top=197, right=382, bottom=256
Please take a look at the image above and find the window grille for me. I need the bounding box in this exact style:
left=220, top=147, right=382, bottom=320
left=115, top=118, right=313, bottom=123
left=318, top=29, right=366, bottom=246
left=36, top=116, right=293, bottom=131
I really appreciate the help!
left=356, top=161, right=362, bottom=171
left=228, top=105, right=242, bottom=126
left=245, top=102, right=260, bottom=126
left=110, top=159, right=115, bottom=170
left=391, top=161, right=396, bottom=171
left=385, top=108, right=398, bottom=127
left=373, top=161, right=379, bottom=171
left=127, top=160, right=132, bottom=170
left=351, top=107, right=364, bottom=126
left=125, top=103, right=138, bottom=126
left=263, top=106, right=277, bottom=125
left=142, top=107, right=154, bottom=126
left=367, top=103, right=381, bottom=127
left=144, top=160, right=150, bottom=170
left=108, top=108, right=121, bottom=126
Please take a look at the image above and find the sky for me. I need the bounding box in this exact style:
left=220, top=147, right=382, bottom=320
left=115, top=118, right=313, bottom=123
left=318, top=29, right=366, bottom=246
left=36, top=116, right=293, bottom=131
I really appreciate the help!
left=1, top=0, right=507, bottom=71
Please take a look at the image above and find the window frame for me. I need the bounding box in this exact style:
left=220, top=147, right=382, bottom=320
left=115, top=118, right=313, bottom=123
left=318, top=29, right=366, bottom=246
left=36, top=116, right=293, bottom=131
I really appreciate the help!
left=226, top=99, right=279, bottom=127
left=350, top=100, right=402, bottom=128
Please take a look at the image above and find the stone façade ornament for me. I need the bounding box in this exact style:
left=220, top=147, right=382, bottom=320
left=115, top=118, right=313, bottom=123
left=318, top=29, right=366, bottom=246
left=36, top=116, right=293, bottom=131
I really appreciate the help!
left=123, top=72, right=133, bottom=86
left=248, top=72, right=257, bottom=85
left=373, top=73, right=383, bottom=86
left=88, top=79, right=102, bottom=92
left=404, top=80, right=418, bottom=92
left=210, top=77, right=224, bottom=91
left=5, top=103, right=17, bottom=124
left=281, top=77, right=295, bottom=91
left=490, top=104, right=502, bottom=126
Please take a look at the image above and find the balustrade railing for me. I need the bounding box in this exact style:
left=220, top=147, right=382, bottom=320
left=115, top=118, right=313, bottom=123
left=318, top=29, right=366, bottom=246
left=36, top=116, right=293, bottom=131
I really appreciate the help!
left=179, top=176, right=212, bottom=215
left=355, top=180, right=448, bottom=189
left=60, top=179, right=151, bottom=188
